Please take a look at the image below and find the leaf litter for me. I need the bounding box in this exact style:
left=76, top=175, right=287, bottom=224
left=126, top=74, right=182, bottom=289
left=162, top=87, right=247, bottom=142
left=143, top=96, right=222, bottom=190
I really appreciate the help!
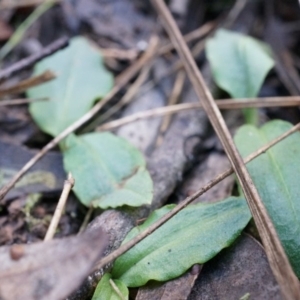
left=1, top=0, right=300, bottom=299
left=0, top=228, right=108, bottom=300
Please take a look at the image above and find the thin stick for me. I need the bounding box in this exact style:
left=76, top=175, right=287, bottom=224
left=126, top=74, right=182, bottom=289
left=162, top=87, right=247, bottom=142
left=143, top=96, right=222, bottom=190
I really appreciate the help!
left=0, top=0, right=57, bottom=60
left=78, top=206, right=94, bottom=235
left=97, top=97, right=300, bottom=131
left=0, top=36, right=159, bottom=201
left=0, top=37, right=68, bottom=82
left=156, top=70, right=185, bottom=146
left=99, top=47, right=138, bottom=61
left=0, top=70, right=55, bottom=97
left=223, top=0, right=248, bottom=28
left=99, top=20, right=215, bottom=63
left=0, top=97, right=48, bottom=106
left=109, top=279, right=126, bottom=300
left=151, top=0, right=300, bottom=298
left=44, top=173, right=75, bottom=241
left=158, top=20, right=216, bottom=55
left=95, top=122, right=300, bottom=270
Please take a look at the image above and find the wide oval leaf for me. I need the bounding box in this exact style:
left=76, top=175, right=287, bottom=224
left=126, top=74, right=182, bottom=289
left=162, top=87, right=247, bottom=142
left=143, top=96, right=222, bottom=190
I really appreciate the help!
left=112, top=197, right=251, bottom=287
left=206, top=29, right=274, bottom=98
left=92, top=274, right=128, bottom=300
left=234, top=120, right=300, bottom=277
left=28, top=37, right=113, bottom=136
left=62, top=132, right=153, bottom=209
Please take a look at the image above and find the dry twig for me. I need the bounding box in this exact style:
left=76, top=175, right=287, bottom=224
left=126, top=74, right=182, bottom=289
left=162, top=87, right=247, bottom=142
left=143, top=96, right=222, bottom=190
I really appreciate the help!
left=109, top=279, right=126, bottom=300
left=158, top=20, right=216, bottom=55
left=0, top=70, right=55, bottom=97
left=97, top=97, right=300, bottom=132
left=0, top=97, right=48, bottom=106
left=44, top=173, right=75, bottom=241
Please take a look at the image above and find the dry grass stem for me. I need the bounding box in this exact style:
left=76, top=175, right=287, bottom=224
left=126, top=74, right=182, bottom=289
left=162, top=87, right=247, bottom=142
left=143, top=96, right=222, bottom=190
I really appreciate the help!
left=223, top=0, right=248, bottom=28
left=78, top=206, right=94, bottom=235
left=99, top=47, right=138, bottom=61
left=151, top=0, right=300, bottom=298
left=0, top=97, right=48, bottom=106
left=156, top=70, right=185, bottom=146
left=0, top=36, right=159, bottom=201
left=0, top=70, right=55, bottom=97
left=44, top=173, right=75, bottom=241
left=99, top=20, right=214, bottom=62
left=94, top=122, right=300, bottom=271
left=109, top=279, right=126, bottom=300
left=158, top=20, right=216, bottom=55
left=97, top=97, right=300, bottom=132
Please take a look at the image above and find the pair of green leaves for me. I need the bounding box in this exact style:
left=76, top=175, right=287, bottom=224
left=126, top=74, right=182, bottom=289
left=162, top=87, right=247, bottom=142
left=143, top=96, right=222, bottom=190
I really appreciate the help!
left=28, top=37, right=153, bottom=209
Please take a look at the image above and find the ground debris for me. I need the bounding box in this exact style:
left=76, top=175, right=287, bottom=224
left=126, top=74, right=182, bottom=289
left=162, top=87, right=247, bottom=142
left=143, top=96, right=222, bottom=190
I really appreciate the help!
left=0, top=228, right=108, bottom=300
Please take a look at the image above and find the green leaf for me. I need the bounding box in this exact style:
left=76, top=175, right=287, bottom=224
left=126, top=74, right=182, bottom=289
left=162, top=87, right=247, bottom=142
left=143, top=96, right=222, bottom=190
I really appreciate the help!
left=62, top=132, right=153, bottom=209
left=92, top=274, right=128, bottom=300
left=234, top=120, right=300, bottom=277
left=112, top=197, right=251, bottom=287
left=28, top=37, right=113, bottom=136
left=206, top=29, right=274, bottom=98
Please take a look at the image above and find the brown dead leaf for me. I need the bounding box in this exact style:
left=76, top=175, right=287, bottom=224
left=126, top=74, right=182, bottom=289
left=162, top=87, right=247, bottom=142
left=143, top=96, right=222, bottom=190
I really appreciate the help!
left=0, top=229, right=108, bottom=300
